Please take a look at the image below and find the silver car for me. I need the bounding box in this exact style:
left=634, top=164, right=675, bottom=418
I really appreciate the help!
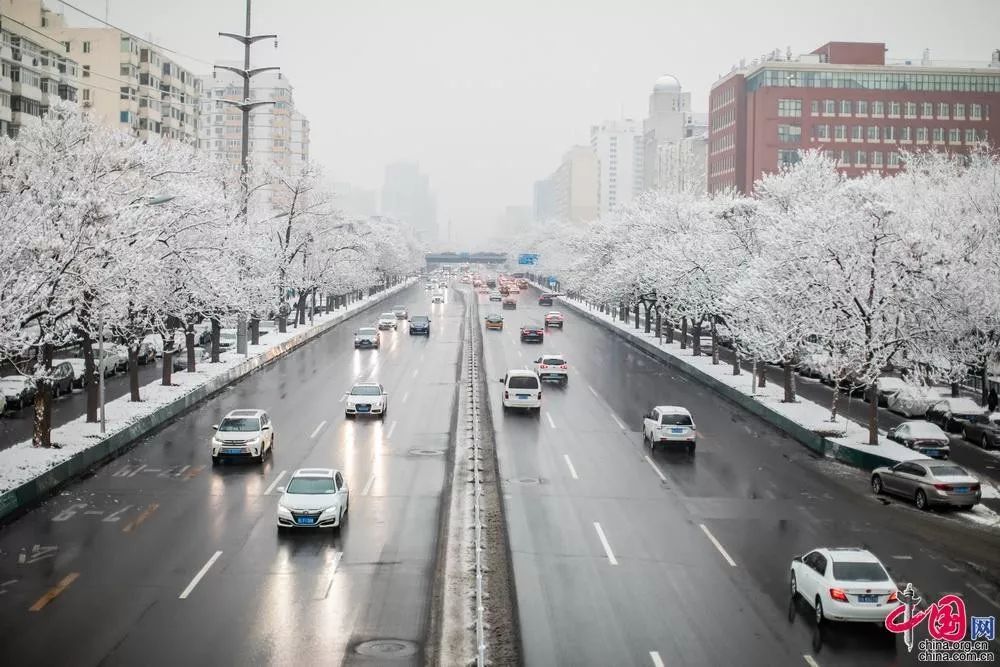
left=871, top=460, right=981, bottom=510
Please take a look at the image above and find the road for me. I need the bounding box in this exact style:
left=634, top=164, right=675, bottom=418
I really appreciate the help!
left=479, top=286, right=1000, bottom=667
left=0, top=284, right=462, bottom=666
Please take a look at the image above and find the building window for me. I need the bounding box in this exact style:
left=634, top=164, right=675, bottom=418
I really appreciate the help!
left=823, top=99, right=835, bottom=114
left=938, top=102, right=949, bottom=118
left=867, top=126, right=879, bottom=141
left=83, top=41, right=91, bottom=54
left=966, top=128, right=977, bottom=143
left=948, top=128, right=960, bottom=143
left=933, top=127, right=944, bottom=142
left=916, top=127, right=928, bottom=143
left=120, top=64, right=132, bottom=77
left=970, top=103, right=982, bottom=120
left=921, top=102, right=933, bottom=118
left=953, top=103, right=965, bottom=119
left=778, top=124, right=802, bottom=143
left=120, top=111, right=130, bottom=123
left=120, top=37, right=131, bottom=53
left=871, top=101, right=884, bottom=116
left=855, top=100, right=868, bottom=116
left=888, top=152, right=901, bottom=167
left=900, top=126, right=912, bottom=142
left=855, top=150, right=867, bottom=166
left=851, top=125, right=863, bottom=141
left=838, top=149, right=850, bottom=166
left=889, top=101, right=900, bottom=117
left=839, top=100, right=851, bottom=115
left=871, top=151, right=883, bottom=167
left=0, top=92, right=9, bottom=108
left=778, top=99, right=802, bottom=116
left=905, top=102, right=917, bottom=117
left=82, top=65, right=90, bottom=78
left=834, top=124, right=846, bottom=140
left=883, top=126, right=896, bottom=141
left=778, top=149, right=800, bottom=167
left=82, top=88, right=90, bottom=102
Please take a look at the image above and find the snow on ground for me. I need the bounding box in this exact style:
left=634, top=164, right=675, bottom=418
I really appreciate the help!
left=0, top=282, right=412, bottom=495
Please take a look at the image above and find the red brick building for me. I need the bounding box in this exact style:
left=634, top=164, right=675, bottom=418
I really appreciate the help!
left=708, top=42, right=1000, bottom=193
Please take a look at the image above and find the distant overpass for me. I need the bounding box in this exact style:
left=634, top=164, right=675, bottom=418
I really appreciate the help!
left=425, top=252, right=507, bottom=265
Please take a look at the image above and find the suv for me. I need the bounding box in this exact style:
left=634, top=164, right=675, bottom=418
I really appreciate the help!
left=211, top=409, right=274, bottom=464
left=277, top=468, right=349, bottom=531
left=789, top=548, right=899, bottom=625
left=642, top=406, right=697, bottom=453
left=499, top=370, right=542, bottom=414
left=534, top=354, right=568, bottom=385
left=354, top=327, right=380, bottom=348
left=409, top=315, right=431, bottom=336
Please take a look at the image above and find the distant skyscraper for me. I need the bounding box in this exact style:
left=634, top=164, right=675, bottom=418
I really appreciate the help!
left=533, top=178, right=557, bottom=223
left=331, top=182, right=378, bottom=218
left=642, top=75, right=692, bottom=191
left=591, top=118, right=644, bottom=218
left=381, top=162, right=437, bottom=242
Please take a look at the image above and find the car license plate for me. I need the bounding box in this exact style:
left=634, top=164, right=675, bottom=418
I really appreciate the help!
left=296, top=516, right=316, bottom=525
left=954, top=487, right=968, bottom=493
left=357, top=406, right=370, bottom=412
left=671, top=428, right=684, bottom=434
left=516, top=394, right=529, bottom=399
left=857, top=594, right=878, bottom=603
left=222, top=448, right=243, bottom=454
left=925, top=449, right=940, bottom=457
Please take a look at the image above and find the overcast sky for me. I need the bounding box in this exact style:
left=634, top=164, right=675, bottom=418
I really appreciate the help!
left=64, top=0, right=1000, bottom=246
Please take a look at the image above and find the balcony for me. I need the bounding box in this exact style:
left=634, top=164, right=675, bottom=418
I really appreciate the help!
left=11, top=81, right=42, bottom=102
left=11, top=111, right=40, bottom=128
left=0, top=106, right=11, bottom=123
left=0, top=72, right=11, bottom=94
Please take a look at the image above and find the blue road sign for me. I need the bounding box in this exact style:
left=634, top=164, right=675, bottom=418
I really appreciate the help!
left=548, top=277, right=557, bottom=287
left=518, top=253, right=539, bottom=265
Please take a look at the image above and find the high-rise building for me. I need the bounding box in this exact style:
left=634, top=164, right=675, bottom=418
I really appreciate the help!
left=642, top=74, right=691, bottom=190
left=550, top=145, right=599, bottom=223
left=0, top=0, right=80, bottom=138
left=709, top=42, right=1000, bottom=194
left=331, top=181, right=377, bottom=218
left=532, top=177, right=557, bottom=223
left=381, top=161, right=437, bottom=242
left=591, top=118, right=643, bottom=218
left=198, top=67, right=308, bottom=172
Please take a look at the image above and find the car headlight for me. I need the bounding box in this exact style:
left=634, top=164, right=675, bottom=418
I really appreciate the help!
left=320, top=504, right=340, bottom=517
left=277, top=504, right=293, bottom=516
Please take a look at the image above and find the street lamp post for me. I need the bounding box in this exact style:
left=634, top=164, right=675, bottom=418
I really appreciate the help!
left=217, top=0, right=279, bottom=355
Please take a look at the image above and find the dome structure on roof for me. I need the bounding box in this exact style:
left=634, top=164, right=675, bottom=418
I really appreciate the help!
left=653, top=74, right=682, bottom=92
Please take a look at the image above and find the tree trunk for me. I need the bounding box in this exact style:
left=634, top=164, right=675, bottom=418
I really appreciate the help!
left=78, top=332, right=98, bottom=423
left=296, top=292, right=308, bottom=326
left=666, top=318, right=674, bottom=344
left=655, top=308, right=661, bottom=340
left=711, top=317, right=720, bottom=365
left=783, top=362, right=795, bottom=402
left=680, top=317, right=688, bottom=350
left=211, top=318, right=221, bottom=362
left=31, top=343, right=54, bottom=448
left=981, top=358, right=989, bottom=407
left=186, top=324, right=196, bottom=372
left=634, top=303, right=640, bottom=330
left=868, top=384, right=879, bottom=445
left=757, top=362, right=766, bottom=388
left=250, top=317, right=260, bottom=345
left=951, top=381, right=959, bottom=398
left=128, top=345, right=141, bottom=401
left=692, top=320, right=702, bottom=356
left=162, top=339, right=174, bottom=387
left=829, top=381, right=840, bottom=422
left=644, top=305, right=651, bottom=333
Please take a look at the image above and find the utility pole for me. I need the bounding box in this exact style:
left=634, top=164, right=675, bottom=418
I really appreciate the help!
left=217, top=0, right=278, bottom=354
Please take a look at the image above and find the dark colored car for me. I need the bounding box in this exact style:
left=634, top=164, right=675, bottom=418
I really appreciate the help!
left=886, top=421, right=951, bottom=459
left=925, top=398, right=987, bottom=433
left=961, top=413, right=1000, bottom=449
left=51, top=361, right=75, bottom=396
left=0, top=375, right=37, bottom=411
left=520, top=324, right=544, bottom=343
left=409, top=315, right=431, bottom=336
left=538, top=294, right=553, bottom=306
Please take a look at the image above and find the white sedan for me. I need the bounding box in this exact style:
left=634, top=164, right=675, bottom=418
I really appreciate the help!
left=377, top=313, right=398, bottom=330
left=276, top=468, right=349, bottom=530
left=344, top=382, right=388, bottom=419
left=790, top=547, right=899, bottom=625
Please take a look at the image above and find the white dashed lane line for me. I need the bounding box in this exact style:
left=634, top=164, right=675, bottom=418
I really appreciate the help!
left=179, top=551, right=223, bottom=600
left=310, top=420, right=327, bottom=438
left=264, top=470, right=287, bottom=495
left=593, top=522, right=618, bottom=565
left=699, top=523, right=737, bottom=567
left=563, top=454, right=579, bottom=479
left=644, top=455, right=667, bottom=482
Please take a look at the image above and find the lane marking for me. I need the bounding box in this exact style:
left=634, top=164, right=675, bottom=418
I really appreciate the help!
left=644, top=455, right=667, bottom=482
left=588, top=384, right=600, bottom=398
left=699, top=523, right=737, bottom=567
left=966, top=583, right=1000, bottom=611
left=102, top=504, right=133, bottom=522
left=803, top=656, right=820, bottom=667
left=127, top=464, right=146, bottom=478
left=310, top=420, right=327, bottom=438
left=650, top=652, right=665, bottom=667
left=546, top=413, right=556, bottom=429
left=891, top=555, right=913, bottom=560
left=611, top=413, right=627, bottom=430
left=563, top=455, right=579, bottom=479
left=411, top=369, right=419, bottom=379
left=122, top=503, right=159, bottom=533
left=387, top=420, right=398, bottom=438
left=362, top=474, right=376, bottom=496
left=183, top=465, right=205, bottom=480
left=29, top=572, right=80, bottom=612
left=402, top=391, right=410, bottom=404
left=593, top=522, right=618, bottom=565
left=314, top=551, right=344, bottom=600
left=179, top=550, right=223, bottom=599
left=264, top=470, right=287, bottom=495
left=173, top=465, right=190, bottom=478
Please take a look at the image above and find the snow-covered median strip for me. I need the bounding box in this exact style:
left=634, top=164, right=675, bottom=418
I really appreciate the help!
left=0, top=281, right=413, bottom=500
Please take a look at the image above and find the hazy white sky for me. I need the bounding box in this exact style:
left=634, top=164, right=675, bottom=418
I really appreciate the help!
left=65, top=0, right=1000, bottom=245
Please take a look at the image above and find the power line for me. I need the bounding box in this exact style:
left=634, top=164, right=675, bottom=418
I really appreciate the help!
left=57, top=0, right=216, bottom=68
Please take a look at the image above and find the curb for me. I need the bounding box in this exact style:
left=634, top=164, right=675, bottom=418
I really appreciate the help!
left=0, top=282, right=414, bottom=523
left=535, top=284, right=901, bottom=473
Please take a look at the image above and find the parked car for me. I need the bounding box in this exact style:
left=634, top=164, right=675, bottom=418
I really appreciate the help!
left=276, top=468, right=349, bottom=531
left=344, top=382, right=388, bottom=419
left=93, top=344, right=127, bottom=374
left=499, top=369, right=542, bottom=414
left=886, top=386, right=941, bottom=418
left=868, top=376, right=909, bottom=407
left=871, top=460, right=981, bottom=510
left=51, top=362, right=75, bottom=396
left=925, top=397, right=987, bottom=433
left=520, top=324, right=544, bottom=343
left=354, top=327, right=380, bottom=349
left=534, top=353, right=568, bottom=385
left=136, top=340, right=158, bottom=365
left=642, top=405, right=697, bottom=454
left=0, top=375, right=36, bottom=410
left=485, top=313, right=504, bottom=330
left=64, top=358, right=89, bottom=388
left=789, top=548, right=899, bottom=625
left=960, top=413, right=1000, bottom=449
left=886, top=421, right=951, bottom=459
left=377, top=313, right=398, bottom=330
left=544, top=311, right=564, bottom=328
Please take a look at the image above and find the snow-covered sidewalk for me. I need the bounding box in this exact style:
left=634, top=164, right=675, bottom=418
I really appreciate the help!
left=0, top=281, right=413, bottom=503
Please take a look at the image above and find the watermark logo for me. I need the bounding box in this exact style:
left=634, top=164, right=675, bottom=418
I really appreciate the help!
left=885, top=583, right=995, bottom=662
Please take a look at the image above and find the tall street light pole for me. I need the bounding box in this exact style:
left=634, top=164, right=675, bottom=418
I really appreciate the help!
left=217, top=0, right=278, bottom=354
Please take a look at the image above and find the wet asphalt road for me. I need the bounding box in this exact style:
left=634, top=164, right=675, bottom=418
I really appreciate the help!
left=479, top=287, right=1000, bottom=667
left=0, top=284, right=462, bottom=666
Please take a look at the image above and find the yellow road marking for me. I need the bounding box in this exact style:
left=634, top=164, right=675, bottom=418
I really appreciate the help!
left=184, top=465, right=205, bottom=480
left=29, top=572, right=80, bottom=612
left=122, top=503, right=159, bottom=533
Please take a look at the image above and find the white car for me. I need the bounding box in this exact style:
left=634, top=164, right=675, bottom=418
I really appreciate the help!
left=642, top=405, right=697, bottom=453
left=276, top=468, right=349, bottom=531
left=534, top=353, right=568, bottom=385
left=211, top=409, right=274, bottom=464
left=499, top=369, right=541, bottom=414
left=886, top=386, right=942, bottom=417
left=790, top=547, right=899, bottom=625
left=377, top=313, right=398, bottom=330
left=345, top=382, right=388, bottom=419
left=431, top=293, right=445, bottom=304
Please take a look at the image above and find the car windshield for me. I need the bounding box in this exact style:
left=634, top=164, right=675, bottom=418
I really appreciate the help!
left=357, top=328, right=376, bottom=335
left=661, top=413, right=693, bottom=425
left=906, top=423, right=945, bottom=437
left=509, top=376, right=539, bottom=389
left=541, top=357, right=564, bottom=365
left=411, top=317, right=429, bottom=324
left=351, top=385, right=381, bottom=396
left=487, top=315, right=502, bottom=321
left=380, top=313, right=395, bottom=319
left=285, top=477, right=336, bottom=494
left=832, top=561, right=889, bottom=582
left=218, top=417, right=260, bottom=432
left=524, top=325, right=542, bottom=330
left=928, top=464, right=969, bottom=478
left=393, top=305, right=405, bottom=310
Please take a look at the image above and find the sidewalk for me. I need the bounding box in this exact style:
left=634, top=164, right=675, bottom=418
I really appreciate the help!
left=0, top=280, right=414, bottom=520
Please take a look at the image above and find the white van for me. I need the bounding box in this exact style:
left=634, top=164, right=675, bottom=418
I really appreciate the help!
left=499, top=369, right=542, bottom=414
